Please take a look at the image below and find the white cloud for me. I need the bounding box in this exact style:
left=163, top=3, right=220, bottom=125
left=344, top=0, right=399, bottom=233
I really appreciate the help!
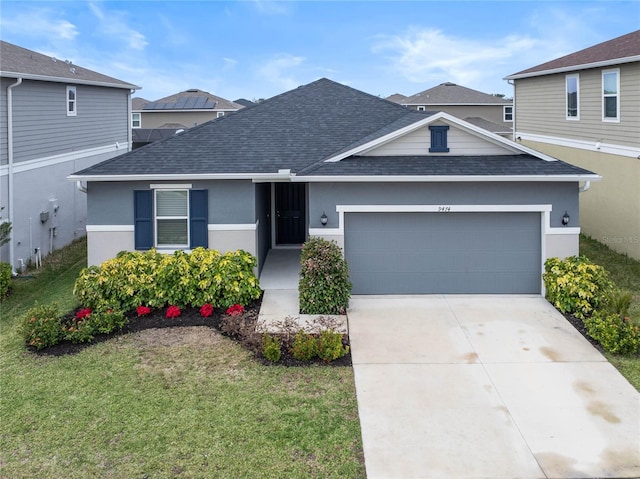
left=0, top=8, right=78, bottom=40
left=250, top=0, right=291, bottom=15
left=257, top=54, right=306, bottom=91
left=372, top=27, right=538, bottom=87
left=223, top=57, right=239, bottom=70
left=88, top=2, right=148, bottom=51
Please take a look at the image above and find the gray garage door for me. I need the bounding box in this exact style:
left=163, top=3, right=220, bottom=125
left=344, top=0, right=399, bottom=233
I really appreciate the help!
left=345, top=212, right=541, bottom=294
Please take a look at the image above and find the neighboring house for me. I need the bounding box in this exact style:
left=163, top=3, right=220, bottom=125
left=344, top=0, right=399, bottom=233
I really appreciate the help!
left=131, top=89, right=244, bottom=147
left=71, top=78, right=598, bottom=295
left=505, top=30, right=640, bottom=260
left=389, top=82, right=513, bottom=136
left=234, top=98, right=256, bottom=107
left=0, top=40, right=138, bottom=272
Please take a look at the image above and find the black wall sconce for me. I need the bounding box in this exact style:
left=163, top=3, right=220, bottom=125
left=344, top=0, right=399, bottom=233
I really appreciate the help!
left=562, top=211, right=570, bottom=226
left=320, top=212, right=328, bottom=226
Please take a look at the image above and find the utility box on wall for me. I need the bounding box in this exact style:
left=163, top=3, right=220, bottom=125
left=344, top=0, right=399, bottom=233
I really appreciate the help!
left=49, top=199, right=59, bottom=229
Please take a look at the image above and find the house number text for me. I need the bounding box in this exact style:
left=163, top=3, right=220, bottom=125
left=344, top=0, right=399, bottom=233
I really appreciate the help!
left=438, top=206, right=452, bottom=212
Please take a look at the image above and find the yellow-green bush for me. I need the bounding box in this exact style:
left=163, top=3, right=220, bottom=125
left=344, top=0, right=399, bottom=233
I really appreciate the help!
left=0, top=262, right=11, bottom=301
left=583, top=312, right=640, bottom=355
left=74, top=248, right=261, bottom=311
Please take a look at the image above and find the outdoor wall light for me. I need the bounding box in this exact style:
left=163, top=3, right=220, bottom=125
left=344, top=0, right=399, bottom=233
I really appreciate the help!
left=562, top=211, right=570, bottom=226
left=320, top=212, right=328, bottom=226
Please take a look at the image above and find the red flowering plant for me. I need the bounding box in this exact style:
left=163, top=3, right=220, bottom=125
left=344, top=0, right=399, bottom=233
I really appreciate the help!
left=225, top=304, right=244, bottom=317
left=75, top=308, right=92, bottom=320
left=165, top=305, right=181, bottom=319
left=136, top=305, right=151, bottom=317
left=199, top=303, right=214, bottom=318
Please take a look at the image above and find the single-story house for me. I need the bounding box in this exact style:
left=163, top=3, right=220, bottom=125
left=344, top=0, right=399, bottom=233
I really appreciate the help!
left=70, top=78, right=599, bottom=295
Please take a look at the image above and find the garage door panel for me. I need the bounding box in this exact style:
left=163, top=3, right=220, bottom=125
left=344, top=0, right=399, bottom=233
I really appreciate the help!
left=345, top=212, right=541, bottom=294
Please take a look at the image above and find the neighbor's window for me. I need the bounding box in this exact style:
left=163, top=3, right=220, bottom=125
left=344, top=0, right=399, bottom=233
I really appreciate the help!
left=66, top=86, right=77, bottom=116
left=566, top=74, right=579, bottom=119
left=503, top=106, right=513, bottom=122
left=417, top=106, right=426, bottom=111
left=602, top=69, right=619, bottom=121
left=155, top=189, right=189, bottom=247
left=217, top=111, right=225, bottom=118
left=132, top=112, right=141, bottom=128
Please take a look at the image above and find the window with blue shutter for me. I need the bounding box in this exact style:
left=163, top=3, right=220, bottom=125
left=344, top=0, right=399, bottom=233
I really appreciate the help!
left=189, top=189, right=208, bottom=248
left=429, top=125, right=450, bottom=153
left=134, top=190, right=153, bottom=250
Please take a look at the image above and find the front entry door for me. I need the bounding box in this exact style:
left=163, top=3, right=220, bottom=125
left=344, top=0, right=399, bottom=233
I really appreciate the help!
left=275, top=183, right=306, bottom=245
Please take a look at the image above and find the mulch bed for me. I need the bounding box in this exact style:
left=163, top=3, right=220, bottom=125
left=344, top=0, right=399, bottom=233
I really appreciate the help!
left=561, top=311, right=605, bottom=354
left=32, top=296, right=352, bottom=367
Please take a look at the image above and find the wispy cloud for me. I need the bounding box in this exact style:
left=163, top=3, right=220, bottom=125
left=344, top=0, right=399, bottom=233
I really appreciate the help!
left=88, top=2, right=148, bottom=51
left=250, top=0, right=291, bottom=15
left=0, top=7, right=78, bottom=40
left=257, top=54, right=306, bottom=91
left=372, top=27, right=537, bottom=87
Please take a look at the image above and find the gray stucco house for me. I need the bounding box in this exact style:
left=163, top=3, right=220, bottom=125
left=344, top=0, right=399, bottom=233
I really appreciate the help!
left=70, top=78, right=599, bottom=295
left=1, top=40, right=138, bottom=271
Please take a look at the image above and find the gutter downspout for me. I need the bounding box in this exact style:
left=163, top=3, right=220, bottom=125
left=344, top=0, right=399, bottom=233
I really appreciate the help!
left=7, top=77, right=23, bottom=274
left=579, top=181, right=591, bottom=193
left=76, top=181, right=88, bottom=193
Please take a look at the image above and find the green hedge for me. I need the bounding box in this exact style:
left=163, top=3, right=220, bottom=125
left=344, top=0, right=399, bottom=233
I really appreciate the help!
left=74, top=248, right=261, bottom=311
left=0, top=262, right=11, bottom=301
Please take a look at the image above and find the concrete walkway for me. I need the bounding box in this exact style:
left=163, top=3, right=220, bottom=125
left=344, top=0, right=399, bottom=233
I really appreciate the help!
left=349, top=295, right=640, bottom=479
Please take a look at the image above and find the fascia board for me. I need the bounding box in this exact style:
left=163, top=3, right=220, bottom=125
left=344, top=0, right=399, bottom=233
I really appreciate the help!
left=67, top=172, right=292, bottom=182
left=504, top=56, right=640, bottom=80
left=292, top=174, right=602, bottom=183
left=1, top=71, right=140, bottom=90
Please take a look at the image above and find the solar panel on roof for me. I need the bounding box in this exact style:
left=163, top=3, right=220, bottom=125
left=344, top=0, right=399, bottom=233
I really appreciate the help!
left=193, top=97, right=206, bottom=109
left=204, top=100, right=216, bottom=109
left=174, top=98, right=188, bottom=109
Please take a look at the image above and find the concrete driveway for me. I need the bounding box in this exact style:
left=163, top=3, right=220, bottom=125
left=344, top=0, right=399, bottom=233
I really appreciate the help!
left=348, top=295, right=640, bottom=479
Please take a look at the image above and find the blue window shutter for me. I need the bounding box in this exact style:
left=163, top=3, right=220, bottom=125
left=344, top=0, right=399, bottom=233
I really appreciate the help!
left=134, top=190, right=153, bottom=250
left=429, top=125, right=450, bottom=153
left=190, top=189, right=208, bottom=248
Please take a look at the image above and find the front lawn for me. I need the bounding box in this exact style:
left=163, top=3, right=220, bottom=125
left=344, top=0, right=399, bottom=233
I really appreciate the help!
left=0, top=239, right=365, bottom=478
left=580, top=234, right=640, bottom=391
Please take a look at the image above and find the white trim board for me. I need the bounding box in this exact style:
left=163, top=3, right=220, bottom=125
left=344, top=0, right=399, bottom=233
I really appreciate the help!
left=516, top=132, right=640, bottom=159
left=87, top=224, right=258, bottom=232
left=86, top=225, right=134, bottom=232
left=208, top=223, right=257, bottom=231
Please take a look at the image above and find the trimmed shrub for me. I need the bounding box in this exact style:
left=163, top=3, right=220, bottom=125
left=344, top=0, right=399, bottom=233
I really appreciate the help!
left=291, top=331, right=318, bottom=361
left=543, top=256, right=614, bottom=319
left=299, top=238, right=352, bottom=315
left=262, top=334, right=282, bottom=362
left=74, top=248, right=261, bottom=312
left=0, top=262, right=11, bottom=301
left=317, top=329, right=349, bottom=362
left=583, top=311, right=640, bottom=355
left=20, top=304, right=63, bottom=350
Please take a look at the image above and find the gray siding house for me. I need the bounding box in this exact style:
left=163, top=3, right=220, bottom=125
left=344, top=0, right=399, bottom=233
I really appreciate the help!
left=389, top=82, right=514, bottom=136
left=505, top=30, right=640, bottom=259
left=71, top=79, right=599, bottom=295
left=0, top=41, right=138, bottom=271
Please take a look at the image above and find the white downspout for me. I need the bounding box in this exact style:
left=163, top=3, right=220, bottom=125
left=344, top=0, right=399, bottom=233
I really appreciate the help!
left=7, top=77, right=23, bottom=274
left=76, top=181, right=87, bottom=193
left=579, top=181, right=591, bottom=193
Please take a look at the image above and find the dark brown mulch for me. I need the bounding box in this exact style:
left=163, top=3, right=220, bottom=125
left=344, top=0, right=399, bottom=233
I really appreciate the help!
left=31, top=297, right=352, bottom=367
left=561, top=311, right=605, bottom=354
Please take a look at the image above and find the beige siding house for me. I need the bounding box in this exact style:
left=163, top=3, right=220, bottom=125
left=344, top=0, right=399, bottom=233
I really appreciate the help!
left=388, top=82, right=514, bottom=137
left=505, top=30, right=640, bottom=259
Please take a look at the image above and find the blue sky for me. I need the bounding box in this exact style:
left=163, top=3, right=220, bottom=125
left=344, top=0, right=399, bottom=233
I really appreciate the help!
left=1, top=1, right=638, bottom=102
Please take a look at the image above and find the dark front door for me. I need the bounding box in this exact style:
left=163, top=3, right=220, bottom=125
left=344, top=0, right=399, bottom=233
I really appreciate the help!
left=275, top=183, right=306, bottom=245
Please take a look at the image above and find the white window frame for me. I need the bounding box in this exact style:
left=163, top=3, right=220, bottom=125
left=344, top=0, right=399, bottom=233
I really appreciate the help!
left=565, top=74, right=579, bottom=120
left=503, top=105, right=513, bottom=122
left=154, top=188, right=190, bottom=248
left=131, top=112, right=141, bottom=128
left=417, top=106, right=426, bottom=111
left=602, top=68, right=620, bottom=122
left=217, top=111, right=225, bottom=118
left=66, top=86, right=77, bottom=116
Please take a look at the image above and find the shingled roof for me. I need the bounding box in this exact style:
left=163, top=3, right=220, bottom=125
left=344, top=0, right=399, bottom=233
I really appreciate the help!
left=70, top=78, right=595, bottom=181
left=0, top=40, right=138, bottom=89
left=401, top=82, right=511, bottom=105
left=506, top=30, right=640, bottom=79
left=141, top=89, right=244, bottom=111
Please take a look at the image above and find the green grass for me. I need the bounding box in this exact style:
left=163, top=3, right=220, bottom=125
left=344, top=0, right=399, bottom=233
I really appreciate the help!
left=0, top=238, right=365, bottom=478
left=580, top=234, right=640, bottom=391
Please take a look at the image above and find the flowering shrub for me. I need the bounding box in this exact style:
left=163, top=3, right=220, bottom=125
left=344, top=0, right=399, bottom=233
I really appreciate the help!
left=199, top=303, right=214, bottom=317
left=136, top=305, right=151, bottom=317
left=226, top=304, right=244, bottom=316
left=74, top=248, right=261, bottom=311
left=166, top=305, right=181, bottom=319
left=19, top=303, right=63, bottom=350
left=75, top=308, right=92, bottom=320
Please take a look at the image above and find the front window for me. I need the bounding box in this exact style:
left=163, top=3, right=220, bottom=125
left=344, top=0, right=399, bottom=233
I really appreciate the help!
left=132, top=112, right=141, bottom=128
left=566, top=74, right=579, bottom=119
left=602, top=69, right=619, bottom=121
left=503, top=106, right=513, bottom=122
left=155, top=189, right=189, bottom=247
left=66, top=86, right=77, bottom=116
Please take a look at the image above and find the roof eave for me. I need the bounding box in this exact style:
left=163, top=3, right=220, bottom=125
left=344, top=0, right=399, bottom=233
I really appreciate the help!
left=293, top=174, right=602, bottom=182
left=67, top=171, right=293, bottom=182
left=504, top=55, right=640, bottom=80
left=0, top=71, right=140, bottom=90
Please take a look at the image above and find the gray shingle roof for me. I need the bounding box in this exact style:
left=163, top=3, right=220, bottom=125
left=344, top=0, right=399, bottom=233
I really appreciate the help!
left=301, top=155, right=594, bottom=177
left=0, top=40, right=138, bottom=89
left=72, top=78, right=594, bottom=180
left=132, top=97, right=149, bottom=110
left=463, top=117, right=512, bottom=134
left=507, top=30, right=640, bottom=78
left=402, top=82, right=511, bottom=105
left=143, top=89, right=244, bottom=111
